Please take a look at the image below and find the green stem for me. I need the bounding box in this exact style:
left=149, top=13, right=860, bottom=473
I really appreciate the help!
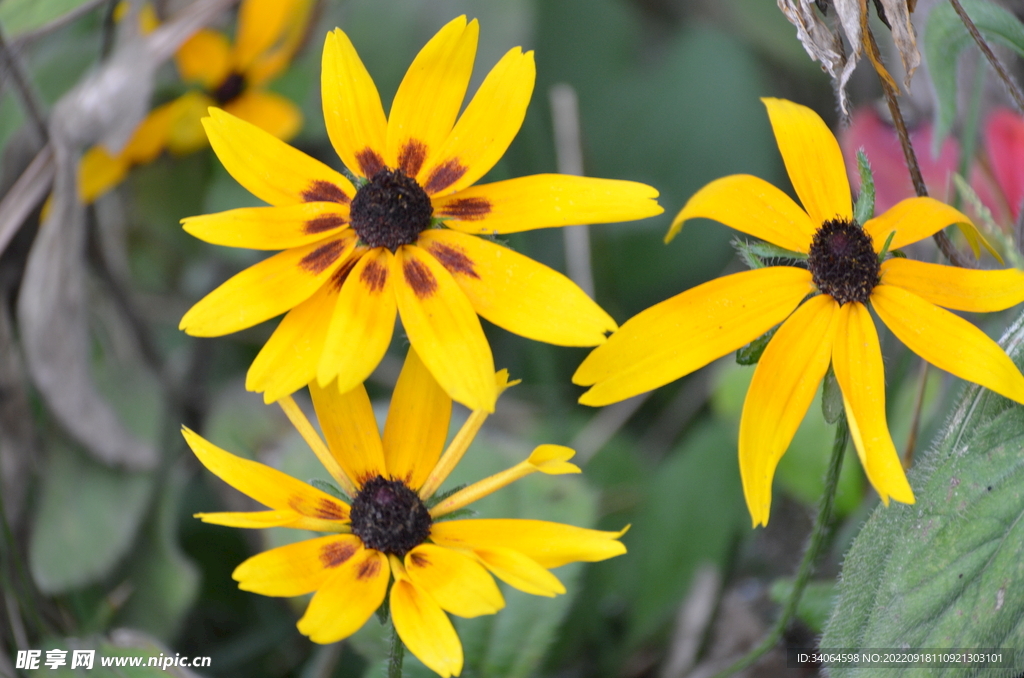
left=388, top=620, right=404, bottom=678
left=710, top=415, right=849, bottom=678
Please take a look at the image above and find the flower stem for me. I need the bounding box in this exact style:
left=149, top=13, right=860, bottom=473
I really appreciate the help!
left=710, top=415, right=849, bottom=678
left=388, top=619, right=404, bottom=678
left=949, top=0, right=1024, bottom=113
left=863, top=23, right=973, bottom=268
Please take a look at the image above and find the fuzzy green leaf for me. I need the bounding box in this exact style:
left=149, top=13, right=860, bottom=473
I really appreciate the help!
left=925, top=0, right=1024, bottom=150
left=823, top=309, right=1024, bottom=672
left=854, top=149, right=875, bottom=225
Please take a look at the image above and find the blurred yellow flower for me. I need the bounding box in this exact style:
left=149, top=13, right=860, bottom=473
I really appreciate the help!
left=178, top=16, right=662, bottom=412
left=574, top=97, right=1024, bottom=526
left=185, top=348, right=626, bottom=677
left=79, top=0, right=311, bottom=203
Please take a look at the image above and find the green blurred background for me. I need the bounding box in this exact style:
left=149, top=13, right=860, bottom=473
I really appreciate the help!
left=0, top=0, right=977, bottom=676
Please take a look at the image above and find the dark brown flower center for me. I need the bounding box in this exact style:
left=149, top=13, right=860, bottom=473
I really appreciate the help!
left=214, top=72, right=246, bottom=105
left=349, top=168, right=433, bottom=251
left=349, top=476, right=432, bottom=556
left=807, top=218, right=880, bottom=305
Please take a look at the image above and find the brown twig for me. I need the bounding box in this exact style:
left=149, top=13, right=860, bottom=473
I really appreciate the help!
left=0, top=29, right=48, bottom=145
left=949, top=0, right=1024, bottom=114
left=863, top=20, right=973, bottom=268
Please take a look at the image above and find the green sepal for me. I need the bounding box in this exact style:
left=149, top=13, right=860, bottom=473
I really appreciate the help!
left=425, top=484, right=467, bottom=508
left=433, top=508, right=478, bottom=523
left=821, top=365, right=843, bottom=424
left=732, top=238, right=806, bottom=271
left=876, top=230, right=896, bottom=262
left=310, top=479, right=352, bottom=504
left=853, top=149, right=875, bottom=225
left=736, top=326, right=778, bottom=365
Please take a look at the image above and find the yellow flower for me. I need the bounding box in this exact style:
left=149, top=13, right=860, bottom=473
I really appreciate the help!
left=79, top=0, right=311, bottom=203
left=177, top=16, right=662, bottom=412
left=574, top=98, right=1024, bottom=526
left=184, top=348, right=626, bottom=677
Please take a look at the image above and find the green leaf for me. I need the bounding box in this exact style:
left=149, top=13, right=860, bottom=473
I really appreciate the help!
left=0, top=0, right=98, bottom=37
left=822, top=309, right=1024, bottom=669
left=854, top=149, right=875, bottom=225
left=623, top=420, right=747, bottom=645
left=114, top=469, right=200, bottom=641
left=29, top=441, right=153, bottom=593
left=924, top=0, right=1024, bottom=149
left=769, top=579, right=836, bottom=635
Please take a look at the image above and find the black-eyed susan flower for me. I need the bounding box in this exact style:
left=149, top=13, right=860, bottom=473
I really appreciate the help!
left=178, top=16, right=662, bottom=412
left=574, top=97, right=1024, bottom=526
left=184, top=348, right=625, bottom=677
left=79, top=0, right=311, bottom=203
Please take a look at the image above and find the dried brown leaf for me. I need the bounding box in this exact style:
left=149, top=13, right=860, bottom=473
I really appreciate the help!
left=777, top=0, right=860, bottom=113
left=15, top=0, right=239, bottom=469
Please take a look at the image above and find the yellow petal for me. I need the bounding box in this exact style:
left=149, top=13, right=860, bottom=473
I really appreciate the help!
left=297, top=547, right=389, bottom=643
left=863, top=197, right=973, bottom=251
left=382, top=347, right=451, bottom=489
left=247, top=282, right=338, bottom=403
left=472, top=547, right=565, bottom=597
left=204, top=107, right=355, bottom=206
left=390, top=579, right=464, bottom=678
left=739, top=294, right=839, bottom=527
left=234, top=534, right=363, bottom=596
left=416, top=370, right=518, bottom=500
left=182, top=427, right=350, bottom=520
left=762, top=97, right=851, bottom=225
left=244, top=0, right=314, bottom=86
left=321, top=28, right=388, bottom=178
left=232, top=0, right=301, bottom=73
left=309, top=379, right=387, bottom=488
left=434, top=174, right=662, bottom=234
left=121, top=99, right=180, bottom=164
left=417, top=47, right=534, bottom=196
left=224, top=89, right=303, bottom=142
left=317, top=248, right=398, bottom=393
left=194, top=509, right=299, bottom=528
left=831, top=302, right=915, bottom=506
left=385, top=17, right=478, bottom=175
left=182, top=203, right=349, bottom=250
left=179, top=233, right=356, bottom=336
left=418, top=229, right=616, bottom=346
left=430, top=519, right=627, bottom=569
left=880, top=257, right=1024, bottom=312
left=872, top=284, right=1024, bottom=404
left=166, top=90, right=216, bottom=155
left=393, top=245, right=496, bottom=412
left=666, top=174, right=816, bottom=251
left=405, top=544, right=504, bottom=618
left=79, top=146, right=129, bottom=204
left=575, top=267, right=814, bottom=406
left=430, top=445, right=580, bottom=517
left=175, top=28, right=231, bottom=89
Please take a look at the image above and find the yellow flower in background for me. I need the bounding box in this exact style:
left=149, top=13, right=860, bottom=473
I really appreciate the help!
left=177, top=16, right=662, bottom=413
left=79, top=0, right=312, bottom=203
left=185, top=348, right=626, bottom=678
left=574, top=97, right=1024, bottom=526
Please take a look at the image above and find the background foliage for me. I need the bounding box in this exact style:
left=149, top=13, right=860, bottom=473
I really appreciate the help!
left=2, top=0, right=1024, bottom=677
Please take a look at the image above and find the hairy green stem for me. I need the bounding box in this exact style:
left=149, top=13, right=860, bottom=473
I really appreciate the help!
left=711, top=415, right=849, bottom=678
left=388, top=620, right=404, bottom=678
